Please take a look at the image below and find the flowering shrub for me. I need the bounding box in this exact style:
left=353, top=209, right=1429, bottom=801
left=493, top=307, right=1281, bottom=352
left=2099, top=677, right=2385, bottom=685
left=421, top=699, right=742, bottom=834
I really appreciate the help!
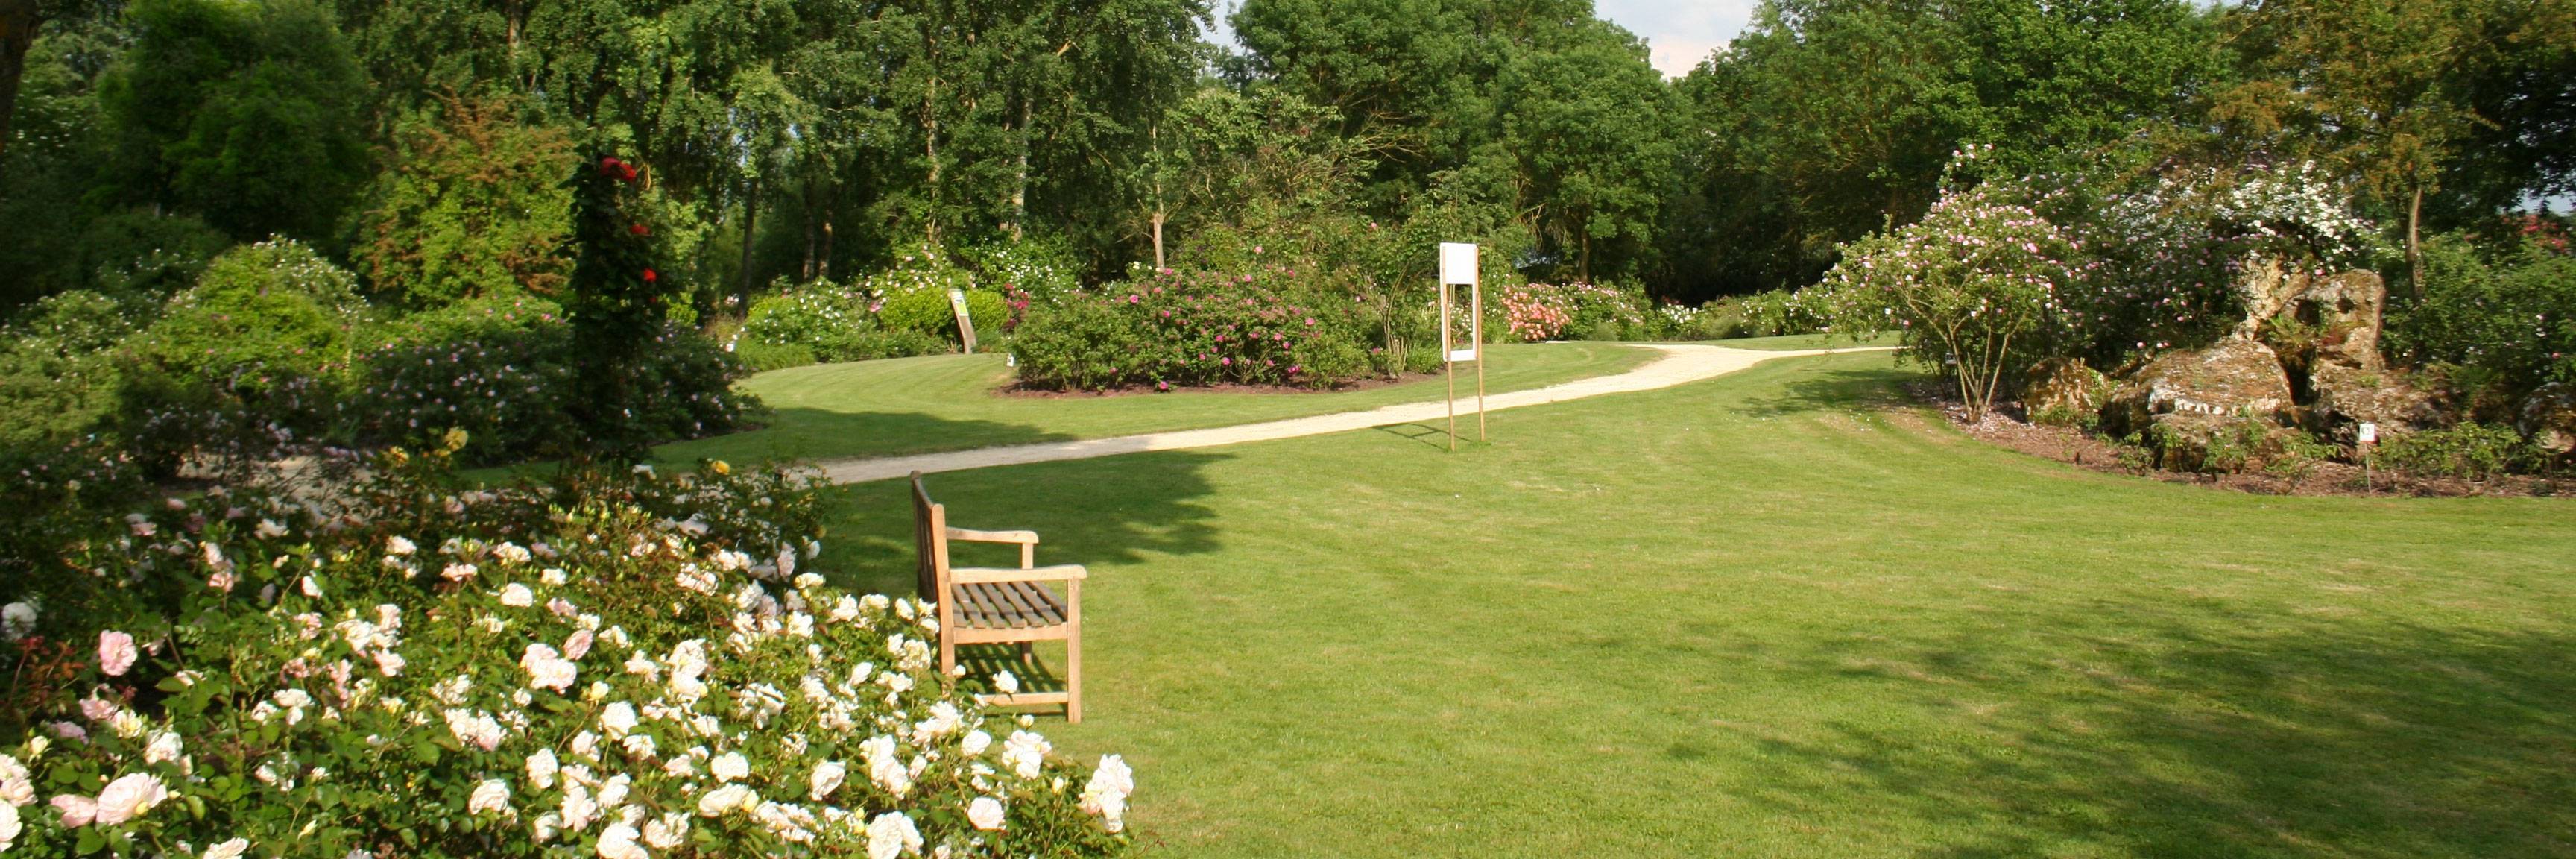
left=0, top=438, right=1136, bottom=858
left=346, top=298, right=757, bottom=465
left=1819, top=150, right=2083, bottom=419
left=1499, top=282, right=1646, bottom=342
left=1010, top=268, right=1369, bottom=391
left=2052, top=159, right=2386, bottom=365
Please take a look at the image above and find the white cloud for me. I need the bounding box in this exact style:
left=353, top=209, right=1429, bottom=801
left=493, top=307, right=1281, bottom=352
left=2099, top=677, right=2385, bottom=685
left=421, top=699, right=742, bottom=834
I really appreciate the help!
left=1594, top=0, right=1761, bottom=77
left=1205, top=0, right=1763, bottom=79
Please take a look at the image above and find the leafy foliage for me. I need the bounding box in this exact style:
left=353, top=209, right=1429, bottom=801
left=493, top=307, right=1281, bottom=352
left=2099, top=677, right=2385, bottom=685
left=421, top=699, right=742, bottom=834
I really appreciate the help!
left=355, top=95, right=578, bottom=308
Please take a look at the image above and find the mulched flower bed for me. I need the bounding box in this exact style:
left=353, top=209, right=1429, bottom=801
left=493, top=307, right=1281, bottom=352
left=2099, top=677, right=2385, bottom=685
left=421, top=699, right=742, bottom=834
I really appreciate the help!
left=1903, top=380, right=2573, bottom=498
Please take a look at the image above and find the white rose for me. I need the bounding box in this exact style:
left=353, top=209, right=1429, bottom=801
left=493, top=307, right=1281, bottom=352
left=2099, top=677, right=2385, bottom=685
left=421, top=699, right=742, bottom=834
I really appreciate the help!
left=809, top=760, right=846, bottom=799
left=467, top=779, right=511, bottom=816
left=0, top=602, right=35, bottom=641
left=91, top=772, right=167, bottom=825
left=0, top=802, right=19, bottom=853
left=961, top=729, right=992, bottom=757
left=710, top=751, right=750, bottom=782
left=142, top=732, right=183, bottom=765
left=642, top=812, right=689, bottom=849
left=865, top=811, right=922, bottom=859
left=695, top=784, right=756, bottom=817
left=526, top=748, right=559, bottom=790
left=599, top=702, right=638, bottom=739
left=966, top=796, right=1006, bottom=831
left=596, top=822, right=647, bottom=859
left=201, top=837, right=250, bottom=859
left=499, top=584, right=534, bottom=607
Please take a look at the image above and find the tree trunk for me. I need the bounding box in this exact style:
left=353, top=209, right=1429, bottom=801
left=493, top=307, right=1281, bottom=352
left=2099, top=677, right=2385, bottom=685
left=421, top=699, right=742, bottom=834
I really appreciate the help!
left=736, top=173, right=761, bottom=315
left=923, top=74, right=941, bottom=248
left=0, top=0, right=41, bottom=187
left=2407, top=183, right=2425, bottom=299
left=818, top=217, right=833, bottom=281
left=1148, top=124, right=1165, bottom=269
left=1008, top=98, right=1031, bottom=242
left=801, top=200, right=817, bottom=282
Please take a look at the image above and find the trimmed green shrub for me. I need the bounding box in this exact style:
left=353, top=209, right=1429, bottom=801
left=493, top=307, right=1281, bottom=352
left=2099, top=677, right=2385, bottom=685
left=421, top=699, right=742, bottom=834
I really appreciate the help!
left=880, top=287, right=1007, bottom=343
left=115, top=239, right=367, bottom=473
left=1011, top=267, right=1372, bottom=391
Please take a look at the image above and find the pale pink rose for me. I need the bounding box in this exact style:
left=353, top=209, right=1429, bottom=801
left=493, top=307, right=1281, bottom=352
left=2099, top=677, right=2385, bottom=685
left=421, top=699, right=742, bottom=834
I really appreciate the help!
left=78, top=697, right=116, bottom=722
left=208, top=570, right=237, bottom=592
left=48, top=722, right=84, bottom=741
left=51, top=794, right=97, bottom=827
left=562, top=629, right=595, bottom=661
left=97, top=631, right=138, bottom=677
left=91, top=773, right=165, bottom=825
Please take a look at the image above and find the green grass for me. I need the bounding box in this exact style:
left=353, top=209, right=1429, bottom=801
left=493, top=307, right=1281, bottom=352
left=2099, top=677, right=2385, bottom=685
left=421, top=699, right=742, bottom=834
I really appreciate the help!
left=816, top=350, right=2576, bottom=858
left=654, top=341, right=1652, bottom=466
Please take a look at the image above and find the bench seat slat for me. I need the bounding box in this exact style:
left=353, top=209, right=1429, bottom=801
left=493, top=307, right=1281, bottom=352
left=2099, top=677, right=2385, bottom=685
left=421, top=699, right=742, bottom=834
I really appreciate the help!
left=955, top=581, right=1064, bottom=629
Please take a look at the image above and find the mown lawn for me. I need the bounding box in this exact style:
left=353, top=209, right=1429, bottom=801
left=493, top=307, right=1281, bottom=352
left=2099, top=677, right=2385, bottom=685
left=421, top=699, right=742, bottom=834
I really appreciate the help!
left=653, top=340, right=1654, bottom=466
left=816, top=350, right=2576, bottom=858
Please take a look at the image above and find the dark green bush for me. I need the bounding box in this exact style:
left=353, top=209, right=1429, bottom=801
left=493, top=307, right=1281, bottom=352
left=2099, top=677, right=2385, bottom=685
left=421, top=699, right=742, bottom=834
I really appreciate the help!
left=1012, top=267, right=1374, bottom=390
left=2387, top=228, right=2576, bottom=400
left=2378, top=422, right=2539, bottom=481
left=114, top=239, right=366, bottom=472
left=0, top=292, right=133, bottom=447
left=880, top=286, right=1007, bottom=343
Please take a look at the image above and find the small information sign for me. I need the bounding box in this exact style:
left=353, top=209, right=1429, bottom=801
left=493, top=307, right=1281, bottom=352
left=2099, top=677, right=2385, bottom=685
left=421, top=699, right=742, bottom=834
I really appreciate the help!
left=947, top=288, right=979, bottom=353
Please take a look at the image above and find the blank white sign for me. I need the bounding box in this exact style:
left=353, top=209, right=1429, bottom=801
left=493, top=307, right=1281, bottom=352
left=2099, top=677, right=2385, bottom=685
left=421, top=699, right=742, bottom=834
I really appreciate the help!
left=1439, top=242, right=1478, bottom=285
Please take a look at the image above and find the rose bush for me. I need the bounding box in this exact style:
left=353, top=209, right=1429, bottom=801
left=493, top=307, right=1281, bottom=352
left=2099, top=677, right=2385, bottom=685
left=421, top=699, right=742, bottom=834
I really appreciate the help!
left=0, top=436, right=1134, bottom=858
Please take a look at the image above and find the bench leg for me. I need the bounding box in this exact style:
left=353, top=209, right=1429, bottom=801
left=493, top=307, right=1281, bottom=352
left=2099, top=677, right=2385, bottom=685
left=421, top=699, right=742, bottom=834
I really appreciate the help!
left=1065, top=580, right=1082, bottom=723
left=939, top=634, right=956, bottom=679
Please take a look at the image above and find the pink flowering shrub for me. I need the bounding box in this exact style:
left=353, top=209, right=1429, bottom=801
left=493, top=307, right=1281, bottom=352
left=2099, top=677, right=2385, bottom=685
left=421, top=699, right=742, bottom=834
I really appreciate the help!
left=1500, top=282, right=1647, bottom=342
left=0, top=434, right=1134, bottom=858
left=1009, top=267, right=1368, bottom=391
left=1814, top=149, right=2083, bottom=419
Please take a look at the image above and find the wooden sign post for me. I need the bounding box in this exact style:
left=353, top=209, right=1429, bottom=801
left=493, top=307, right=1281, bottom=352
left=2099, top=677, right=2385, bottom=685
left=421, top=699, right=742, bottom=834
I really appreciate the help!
left=1438, top=242, right=1485, bottom=451
left=947, top=288, right=979, bottom=353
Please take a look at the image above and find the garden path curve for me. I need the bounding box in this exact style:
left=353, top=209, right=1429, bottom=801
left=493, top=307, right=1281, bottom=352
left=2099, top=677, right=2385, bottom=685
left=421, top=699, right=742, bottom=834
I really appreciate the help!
left=812, top=344, right=1891, bottom=485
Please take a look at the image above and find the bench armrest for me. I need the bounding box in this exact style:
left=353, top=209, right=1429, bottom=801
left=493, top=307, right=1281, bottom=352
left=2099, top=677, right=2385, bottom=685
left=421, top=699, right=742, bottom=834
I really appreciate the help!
left=946, top=527, right=1039, bottom=545
left=951, top=564, right=1087, bottom=584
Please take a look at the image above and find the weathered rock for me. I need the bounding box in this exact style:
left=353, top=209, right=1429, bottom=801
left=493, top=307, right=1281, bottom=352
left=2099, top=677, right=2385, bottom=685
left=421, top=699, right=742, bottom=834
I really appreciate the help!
left=2100, top=339, right=2297, bottom=440
left=2020, top=358, right=2107, bottom=424
left=2306, top=362, right=2440, bottom=436
left=2233, top=257, right=2296, bottom=340
left=2523, top=382, right=2576, bottom=455
left=2287, top=270, right=2386, bottom=371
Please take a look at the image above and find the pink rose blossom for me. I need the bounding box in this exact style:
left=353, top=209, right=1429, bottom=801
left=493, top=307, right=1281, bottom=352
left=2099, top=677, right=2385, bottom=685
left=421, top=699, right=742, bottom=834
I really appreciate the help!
left=98, top=631, right=137, bottom=677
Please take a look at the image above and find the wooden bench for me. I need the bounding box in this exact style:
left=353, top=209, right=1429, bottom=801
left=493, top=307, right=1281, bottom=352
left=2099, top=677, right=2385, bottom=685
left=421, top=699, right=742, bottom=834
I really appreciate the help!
left=911, top=471, right=1086, bottom=722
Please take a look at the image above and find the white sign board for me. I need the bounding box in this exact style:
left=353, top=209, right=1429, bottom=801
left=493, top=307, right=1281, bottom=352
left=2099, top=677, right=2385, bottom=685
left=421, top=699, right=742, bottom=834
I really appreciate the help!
left=2357, top=422, right=2378, bottom=444
left=1439, top=242, right=1479, bottom=285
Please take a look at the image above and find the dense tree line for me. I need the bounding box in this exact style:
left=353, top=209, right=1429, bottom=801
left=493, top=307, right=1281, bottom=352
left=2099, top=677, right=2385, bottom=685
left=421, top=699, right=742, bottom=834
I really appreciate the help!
left=1, top=0, right=2571, bottom=310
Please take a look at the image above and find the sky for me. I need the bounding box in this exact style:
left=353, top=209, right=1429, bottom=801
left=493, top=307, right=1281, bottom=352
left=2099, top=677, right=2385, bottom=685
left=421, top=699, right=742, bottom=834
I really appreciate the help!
left=1202, top=0, right=1762, bottom=79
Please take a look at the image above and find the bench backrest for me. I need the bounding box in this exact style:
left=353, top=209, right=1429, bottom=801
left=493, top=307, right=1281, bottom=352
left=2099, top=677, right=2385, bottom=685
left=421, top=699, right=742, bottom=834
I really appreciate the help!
left=909, top=472, right=949, bottom=602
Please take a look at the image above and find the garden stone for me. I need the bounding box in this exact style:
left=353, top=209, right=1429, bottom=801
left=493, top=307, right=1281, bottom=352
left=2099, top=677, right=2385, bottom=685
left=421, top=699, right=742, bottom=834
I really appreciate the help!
left=2100, top=338, right=2296, bottom=441
left=2305, top=362, right=2440, bottom=437
left=2522, top=382, right=2576, bottom=455
left=2019, top=358, right=2106, bottom=422
left=2287, top=270, right=2387, bottom=371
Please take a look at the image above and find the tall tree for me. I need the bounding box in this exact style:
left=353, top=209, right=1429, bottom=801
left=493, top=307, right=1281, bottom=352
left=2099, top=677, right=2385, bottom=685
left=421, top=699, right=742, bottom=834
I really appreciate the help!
left=93, top=0, right=373, bottom=243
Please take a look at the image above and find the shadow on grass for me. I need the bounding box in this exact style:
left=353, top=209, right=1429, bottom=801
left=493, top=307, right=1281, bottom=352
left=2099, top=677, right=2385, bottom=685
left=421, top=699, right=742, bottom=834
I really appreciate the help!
left=660, top=407, right=1087, bottom=465
left=1735, top=366, right=1924, bottom=418
left=1734, top=615, right=2576, bottom=857
left=818, top=448, right=1232, bottom=597
left=1373, top=423, right=1454, bottom=450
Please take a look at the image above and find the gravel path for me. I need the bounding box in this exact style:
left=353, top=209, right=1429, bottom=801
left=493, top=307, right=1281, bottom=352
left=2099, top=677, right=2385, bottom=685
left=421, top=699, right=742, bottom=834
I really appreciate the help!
left=815, top=344, right=1886, bottom=485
